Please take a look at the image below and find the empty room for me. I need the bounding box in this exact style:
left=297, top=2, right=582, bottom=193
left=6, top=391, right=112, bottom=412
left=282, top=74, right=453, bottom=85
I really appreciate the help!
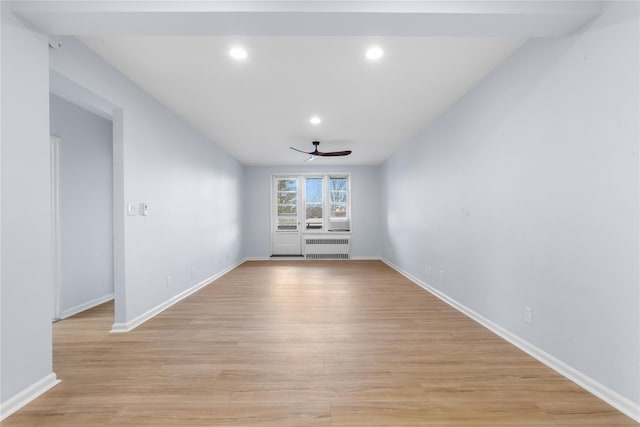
left=1, top=1, right=639, bottom=425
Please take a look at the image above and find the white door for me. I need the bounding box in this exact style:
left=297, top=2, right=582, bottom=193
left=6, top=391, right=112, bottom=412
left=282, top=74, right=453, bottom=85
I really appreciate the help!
left=271, top=176, right=302, bottom=255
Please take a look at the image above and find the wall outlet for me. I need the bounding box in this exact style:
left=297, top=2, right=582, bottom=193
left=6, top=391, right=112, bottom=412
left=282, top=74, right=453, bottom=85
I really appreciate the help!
left=425, top=265, right=432, bottom=274
left=127, top=203, right=137, bottom=216
left=166, top=275, right=172, bottom=288
left=524, top=306, right=533, bottom=324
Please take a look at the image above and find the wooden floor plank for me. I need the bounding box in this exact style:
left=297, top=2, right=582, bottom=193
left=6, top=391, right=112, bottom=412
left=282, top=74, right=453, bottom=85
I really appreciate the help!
left=4, top=260, right=637, bottom=426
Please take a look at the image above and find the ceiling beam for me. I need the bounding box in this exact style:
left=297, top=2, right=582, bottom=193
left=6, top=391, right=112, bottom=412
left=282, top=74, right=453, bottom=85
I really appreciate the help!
left=8, top=1, right=602, bottom=37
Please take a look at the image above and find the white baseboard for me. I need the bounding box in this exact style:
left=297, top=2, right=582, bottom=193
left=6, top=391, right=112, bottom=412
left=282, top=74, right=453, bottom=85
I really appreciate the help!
left=0, top=373, right=60, bottom=421
left=381, top=258, right=640, bottom=423
left=246, top=256, right=382, bottom=261
left=111, top=260, right=243, bottom=333
left=60, top=293, right=114, bottom=319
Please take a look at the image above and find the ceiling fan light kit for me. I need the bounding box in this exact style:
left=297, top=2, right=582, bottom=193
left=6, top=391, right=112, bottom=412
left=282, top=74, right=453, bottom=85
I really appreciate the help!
left=309, top=116, right=322, bottom=125
left=290, top=141, right=352, bottom=160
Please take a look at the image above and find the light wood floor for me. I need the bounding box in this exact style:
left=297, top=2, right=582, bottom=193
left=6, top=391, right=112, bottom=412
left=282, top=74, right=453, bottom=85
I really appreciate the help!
left=5, top=260, right=637, bottom=426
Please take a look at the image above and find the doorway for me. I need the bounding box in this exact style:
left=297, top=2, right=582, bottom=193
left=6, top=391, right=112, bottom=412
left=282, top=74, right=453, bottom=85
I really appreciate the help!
left=271, top=175, right=302, bottom=255
left=49, top=94, right=114, bottom=320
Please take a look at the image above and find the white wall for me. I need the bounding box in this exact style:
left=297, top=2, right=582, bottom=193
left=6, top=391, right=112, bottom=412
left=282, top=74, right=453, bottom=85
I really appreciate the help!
left=382, top=1, right=639, bottom=405
left=244, top=165, right=381, bottom=259
left=50, top=94, right=114, bottom=317
left=49, top=37, right=245, bottom=327
left=0, top=7, right=53, bottom=403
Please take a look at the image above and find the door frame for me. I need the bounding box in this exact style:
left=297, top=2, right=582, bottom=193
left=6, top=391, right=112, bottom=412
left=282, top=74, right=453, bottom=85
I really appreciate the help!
left=270, top=174, right=303, bottom=255
left=50, top=135, right=62, bottom=321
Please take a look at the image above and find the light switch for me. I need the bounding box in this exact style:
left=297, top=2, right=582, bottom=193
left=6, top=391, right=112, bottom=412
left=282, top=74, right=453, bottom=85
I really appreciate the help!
left=140, top=203, right=149, bottom=216
left=127, top=203, right=137, bottom=216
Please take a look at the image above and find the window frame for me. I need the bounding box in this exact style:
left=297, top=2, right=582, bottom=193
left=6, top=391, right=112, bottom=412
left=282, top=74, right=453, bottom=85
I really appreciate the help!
left=303, top=175, right=325, bottom=231
left=328, top=176, right=349, bottom=221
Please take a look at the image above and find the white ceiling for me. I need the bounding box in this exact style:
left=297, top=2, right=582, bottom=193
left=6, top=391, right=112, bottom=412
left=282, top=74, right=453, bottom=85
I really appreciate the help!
left=8, top=1, right=600, bottom=166
left=79, top=36, right=525, bottom=165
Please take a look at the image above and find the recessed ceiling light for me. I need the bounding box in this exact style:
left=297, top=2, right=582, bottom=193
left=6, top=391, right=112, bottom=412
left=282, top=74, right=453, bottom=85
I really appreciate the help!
left=365, top=46, right=384, bottom=61
left=309, top=116, right=322, bottom=126
left=229, top=47, right=248, bottom=60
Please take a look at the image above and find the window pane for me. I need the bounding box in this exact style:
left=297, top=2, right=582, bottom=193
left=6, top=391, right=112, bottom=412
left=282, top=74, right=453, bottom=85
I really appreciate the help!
left=277, top=192, right=296, bottom=205
left=330, top=192, right=347, bottom=203
left=305, top=178, right=323, bottom=229
left=306, top=178, right=322, bottom=203
left=331, top=203, right=347, bottom=218
left=278, top=179, right=297, bottom=192
left=278, top=205, right=296, bottom=214
left=329, top=178, right=347, bottom=191
left=306, top=203, right=322, bottom=218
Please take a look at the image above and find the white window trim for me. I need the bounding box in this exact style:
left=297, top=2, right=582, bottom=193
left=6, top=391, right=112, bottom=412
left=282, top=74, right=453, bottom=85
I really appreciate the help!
left=270, top=173, right=351, bottom=234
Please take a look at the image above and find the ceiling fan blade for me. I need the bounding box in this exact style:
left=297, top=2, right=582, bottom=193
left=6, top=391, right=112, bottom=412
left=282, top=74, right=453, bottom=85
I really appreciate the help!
left=290, top=146, right=313, bottom=155
left=292, top=141, right=351, bottom=158
left=316, top=150, right=352, bottom=157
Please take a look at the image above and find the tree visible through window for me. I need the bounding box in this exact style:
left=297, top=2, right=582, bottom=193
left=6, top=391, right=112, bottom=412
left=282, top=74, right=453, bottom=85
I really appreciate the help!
left=330, top=177, right=348, bottom=219
left=305, top=178, right=323, bottom=229
left=276, top=178, right=297, bottom=230
left=273, top=174, right=350, bottom=233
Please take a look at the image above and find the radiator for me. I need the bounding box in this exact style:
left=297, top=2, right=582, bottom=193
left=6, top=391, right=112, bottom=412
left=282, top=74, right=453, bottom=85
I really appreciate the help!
left=304, top=237, right=351, bottom=260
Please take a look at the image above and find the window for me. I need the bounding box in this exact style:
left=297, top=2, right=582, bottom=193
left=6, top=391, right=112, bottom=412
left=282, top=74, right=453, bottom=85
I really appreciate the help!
left=329, top=177, right=348, bottom=219
left=305, top=177, right=323, bottom=229
left=272, top=174, right=350, bottom=233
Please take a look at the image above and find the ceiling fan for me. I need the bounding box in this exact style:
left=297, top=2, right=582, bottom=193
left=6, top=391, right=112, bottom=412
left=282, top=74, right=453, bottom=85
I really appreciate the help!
left=290, top=141, right=352, bottom=161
